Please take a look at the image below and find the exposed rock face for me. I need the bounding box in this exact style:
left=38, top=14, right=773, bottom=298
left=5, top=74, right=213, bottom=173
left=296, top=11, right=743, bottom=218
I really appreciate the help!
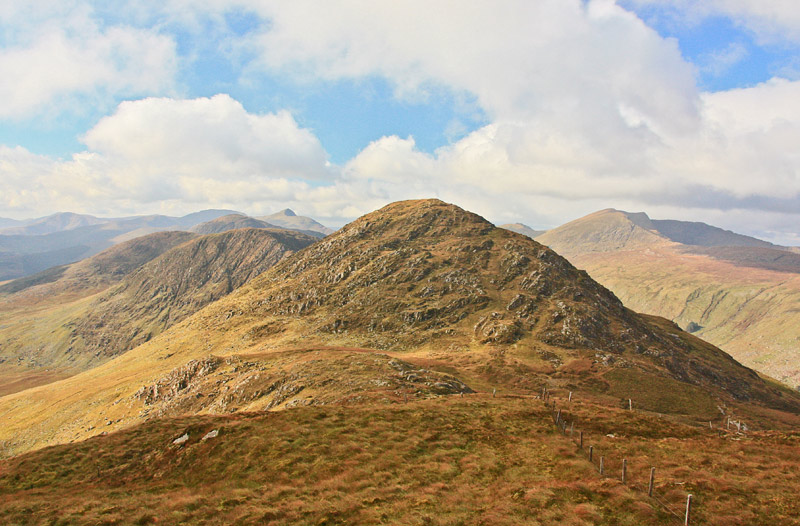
left=190, top=199, right=799, bottom=409
left=131, top=351, right=473, bottom=418
left=69, top=228, right=317, bottom=366
left=211, top=200, right=648, bottom=352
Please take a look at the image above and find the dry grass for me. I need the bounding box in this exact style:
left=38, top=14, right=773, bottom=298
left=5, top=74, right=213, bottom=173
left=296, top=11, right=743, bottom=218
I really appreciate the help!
left=545, top=395, right=800, bottom=525
left=0, top=370, right=72, bottom=397
left=0, top=396, right=676, bottom=526
left=1, top=394, right=799, bottom=525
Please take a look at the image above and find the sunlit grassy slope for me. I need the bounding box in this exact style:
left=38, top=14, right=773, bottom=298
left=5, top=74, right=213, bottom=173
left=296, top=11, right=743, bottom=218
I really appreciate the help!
left=535, top=208, right=800, bottom=388
left=1, top=395, right=798, bottom=525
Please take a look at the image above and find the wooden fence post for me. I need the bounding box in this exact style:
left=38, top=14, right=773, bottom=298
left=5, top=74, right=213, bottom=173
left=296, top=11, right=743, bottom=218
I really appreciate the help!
left=493, top=388, right=496, bottom=398
left=580, top=431, right=583, bottom=449
left=648, top=467, right=655, bottom=497
left=568, top=391, right=573, bottom=403
left=589, top=445, right=593, bottom=462
left=599, top=456, right=604, bottom=475
left=629, top=398, right=633, bottom=411
left=556, top=409, right=562, bottom=425
left=685, top=494, right=693, bottom=526
left=622, top=459, right=627, bottom=484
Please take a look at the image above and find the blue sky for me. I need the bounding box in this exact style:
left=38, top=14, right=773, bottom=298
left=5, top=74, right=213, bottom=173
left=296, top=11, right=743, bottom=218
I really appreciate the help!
left=1, top=1, right=799, bottom=244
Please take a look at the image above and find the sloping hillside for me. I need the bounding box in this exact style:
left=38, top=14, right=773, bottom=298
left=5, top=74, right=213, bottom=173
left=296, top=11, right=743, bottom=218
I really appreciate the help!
left=0, top=231, right=197, bottom=300
left=5, top=394, right=798, bottom=525
left=0, top=229, right=317, bottom=376
left=1, top=200, right=796, bottom=457
left=534, top=209, right=800, bottom=387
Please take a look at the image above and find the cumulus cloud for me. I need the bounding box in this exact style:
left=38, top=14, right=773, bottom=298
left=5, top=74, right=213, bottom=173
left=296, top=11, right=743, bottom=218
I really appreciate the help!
left=0, top=95, right=331, bottom=216
left=0, top=3, right=177, bottom=119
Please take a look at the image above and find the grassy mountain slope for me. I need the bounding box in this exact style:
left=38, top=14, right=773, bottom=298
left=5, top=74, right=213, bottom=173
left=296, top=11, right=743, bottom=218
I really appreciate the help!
left=651, top=218, right=780, bottom=248
left=1, top=394, right=798, bottom=525
left=534, top=209, right=800, bottom=387
left=1, top=199, right=796, bottom=458
left=0, top=229, right=317, bottom=377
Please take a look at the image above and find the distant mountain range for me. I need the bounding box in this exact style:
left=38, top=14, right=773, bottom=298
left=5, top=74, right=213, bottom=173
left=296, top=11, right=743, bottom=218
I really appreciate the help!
left=507, top=208, right=800, bottom=387
left=0, top=209, right=333, bottom=281
left=259, top=208, right=334, bottom=235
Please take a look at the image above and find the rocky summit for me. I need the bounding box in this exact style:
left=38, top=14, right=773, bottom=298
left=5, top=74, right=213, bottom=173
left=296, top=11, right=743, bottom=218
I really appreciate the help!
left=188, top=199, right=796, bottom=409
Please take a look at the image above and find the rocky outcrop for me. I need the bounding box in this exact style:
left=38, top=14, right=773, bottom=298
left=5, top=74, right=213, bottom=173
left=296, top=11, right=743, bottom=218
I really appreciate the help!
left=131, top=351, right=474, bottom=419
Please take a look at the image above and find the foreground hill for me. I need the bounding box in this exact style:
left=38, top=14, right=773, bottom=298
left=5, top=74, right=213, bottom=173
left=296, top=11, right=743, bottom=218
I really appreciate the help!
left=0, top=228, right=317, bottom=378
left=1, top=199, right=797, bottom=458
left=3, top=394, right=798, bottom=525
left=535, top=209, right=800, bottom=387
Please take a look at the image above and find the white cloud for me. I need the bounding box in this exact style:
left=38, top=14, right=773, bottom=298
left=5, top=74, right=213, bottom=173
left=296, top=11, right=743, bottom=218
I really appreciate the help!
left=1, top=0, right=799, bottom=244
left=0, top=95, right=331, bottom=216
left=0, top=3, right=177, bottom=119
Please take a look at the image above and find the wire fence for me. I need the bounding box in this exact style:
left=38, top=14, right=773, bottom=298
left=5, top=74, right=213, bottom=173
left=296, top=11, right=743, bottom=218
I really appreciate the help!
left=538, top=386, right=698, bottom=525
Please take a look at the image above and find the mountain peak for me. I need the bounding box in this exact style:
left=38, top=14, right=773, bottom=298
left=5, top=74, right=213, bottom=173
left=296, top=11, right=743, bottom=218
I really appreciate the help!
left=342, top=199, right=494, bottom=239
left=536, top=208, right=666, bottom=256
left=279, top=208, right=296, bottom=216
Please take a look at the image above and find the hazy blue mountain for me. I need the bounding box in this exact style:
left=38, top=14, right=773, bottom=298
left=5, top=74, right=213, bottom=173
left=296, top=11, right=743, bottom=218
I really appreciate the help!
left=258, top=208, right=334, bottom=235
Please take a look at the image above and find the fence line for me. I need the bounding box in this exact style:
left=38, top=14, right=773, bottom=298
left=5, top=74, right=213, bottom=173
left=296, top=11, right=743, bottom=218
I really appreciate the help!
left=540, top=386, right=696, bottom=525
